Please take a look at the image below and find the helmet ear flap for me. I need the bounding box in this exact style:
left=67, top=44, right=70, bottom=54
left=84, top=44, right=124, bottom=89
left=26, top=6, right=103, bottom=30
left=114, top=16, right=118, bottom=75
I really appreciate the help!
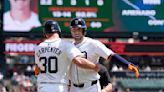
left=83, top=29, right=87, bottom=35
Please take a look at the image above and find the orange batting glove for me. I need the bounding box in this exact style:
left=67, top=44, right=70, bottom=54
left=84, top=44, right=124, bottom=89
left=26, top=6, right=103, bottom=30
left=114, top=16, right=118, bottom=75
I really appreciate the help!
left=128, top=64, right=139, bottom=78
left=35, top=65, right=40, bottom=76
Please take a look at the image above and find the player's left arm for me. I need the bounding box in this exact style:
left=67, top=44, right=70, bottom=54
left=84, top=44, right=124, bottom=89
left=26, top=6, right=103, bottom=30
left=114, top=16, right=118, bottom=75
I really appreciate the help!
left=109, top=54, right=139, bottom=78
left=94, top=40, right=139, bottom=78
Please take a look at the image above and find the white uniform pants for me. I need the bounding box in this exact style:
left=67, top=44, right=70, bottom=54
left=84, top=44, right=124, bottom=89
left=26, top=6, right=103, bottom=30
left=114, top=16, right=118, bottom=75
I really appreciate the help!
left=37, top=83, right=69, bottom=92
left=70, top=80, right=101, bottom=92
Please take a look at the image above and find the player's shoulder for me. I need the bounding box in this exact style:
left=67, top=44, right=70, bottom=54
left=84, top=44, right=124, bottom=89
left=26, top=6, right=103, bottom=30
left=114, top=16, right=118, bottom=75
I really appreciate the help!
left=60, top=39, right=75, bottom=47
left=34, top=44, right=41, bottom=51
left=35, top=40, right=48, bottom=50
left=35, top=42, right=44, bottom=49
left=85, top=37, right=95, bottom=43
left=37, top=41, right=45, bottom=46
left=86, top=37, right=102, bottom=45
left=4, top=11, right=10, bottom=16
left=61, top=39, right=72, bottom=44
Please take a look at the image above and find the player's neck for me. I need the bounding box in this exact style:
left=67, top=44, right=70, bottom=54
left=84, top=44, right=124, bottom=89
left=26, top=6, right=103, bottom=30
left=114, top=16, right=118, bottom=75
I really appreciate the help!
left=46, top=33, right=60, bottom=40
left=74, top=37, right=84, bottom=45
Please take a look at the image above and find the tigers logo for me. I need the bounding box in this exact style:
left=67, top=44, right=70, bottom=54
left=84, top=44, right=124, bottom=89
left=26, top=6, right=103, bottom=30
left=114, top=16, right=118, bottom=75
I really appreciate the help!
left=75, top=20, right=79, bottom=25
left=51, top=22, right=57, bottom=32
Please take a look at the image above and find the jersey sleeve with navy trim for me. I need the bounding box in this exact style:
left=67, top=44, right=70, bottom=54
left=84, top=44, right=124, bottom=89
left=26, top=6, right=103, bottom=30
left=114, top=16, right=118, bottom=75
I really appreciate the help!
left=93, top=40, right=114, bottom=60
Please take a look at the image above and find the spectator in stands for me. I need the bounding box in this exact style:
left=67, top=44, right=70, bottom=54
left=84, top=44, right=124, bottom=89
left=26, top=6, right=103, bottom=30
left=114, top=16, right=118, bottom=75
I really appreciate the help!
left=3, top=0, right=41, bottom=32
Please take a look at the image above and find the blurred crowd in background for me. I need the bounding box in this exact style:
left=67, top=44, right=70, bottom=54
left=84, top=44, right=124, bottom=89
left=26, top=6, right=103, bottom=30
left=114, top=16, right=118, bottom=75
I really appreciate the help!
left=0, top=54, right=163, bottom=92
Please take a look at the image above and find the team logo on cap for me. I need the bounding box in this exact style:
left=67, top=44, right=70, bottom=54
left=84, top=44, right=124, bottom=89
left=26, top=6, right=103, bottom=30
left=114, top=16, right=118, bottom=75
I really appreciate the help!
left=75, top=20, right=79, bottom=24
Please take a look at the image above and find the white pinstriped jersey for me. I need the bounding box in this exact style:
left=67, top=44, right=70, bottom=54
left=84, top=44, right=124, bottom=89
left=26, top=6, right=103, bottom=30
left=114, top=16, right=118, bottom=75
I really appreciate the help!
left=70, top=37, right=114, bottom=84
left=35, top=38, right=82, bottom=85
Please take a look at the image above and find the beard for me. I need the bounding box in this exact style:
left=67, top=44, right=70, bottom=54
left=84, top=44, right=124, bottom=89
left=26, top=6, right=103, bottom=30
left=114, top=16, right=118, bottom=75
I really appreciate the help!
left=74, top=35, right=83, bottom=41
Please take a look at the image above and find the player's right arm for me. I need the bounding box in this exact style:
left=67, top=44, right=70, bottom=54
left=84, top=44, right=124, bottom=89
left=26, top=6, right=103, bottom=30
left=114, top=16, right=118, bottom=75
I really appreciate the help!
left=72, top=56, right=99, bottom=72
left=66, top=41, right=99, bottom=72
left=34, top=64, right=40, bottom=76
left=34, top=46, right=40, bottom=76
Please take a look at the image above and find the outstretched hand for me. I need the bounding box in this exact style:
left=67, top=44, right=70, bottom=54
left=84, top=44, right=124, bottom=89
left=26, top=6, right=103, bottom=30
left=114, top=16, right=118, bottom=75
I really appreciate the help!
left=128, top=64, right=139, bottom=78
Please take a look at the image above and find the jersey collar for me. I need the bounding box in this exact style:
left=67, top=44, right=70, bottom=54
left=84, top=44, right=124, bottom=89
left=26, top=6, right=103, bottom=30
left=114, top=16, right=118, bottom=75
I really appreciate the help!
left=44, top=38, right=60, bottom=43
left=75, top=37, right=87, bottom=48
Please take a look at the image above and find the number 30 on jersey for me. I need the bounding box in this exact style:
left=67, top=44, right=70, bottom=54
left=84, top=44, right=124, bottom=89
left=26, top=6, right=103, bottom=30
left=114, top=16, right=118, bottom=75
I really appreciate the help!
left=39, top=56, right=58, bottom=73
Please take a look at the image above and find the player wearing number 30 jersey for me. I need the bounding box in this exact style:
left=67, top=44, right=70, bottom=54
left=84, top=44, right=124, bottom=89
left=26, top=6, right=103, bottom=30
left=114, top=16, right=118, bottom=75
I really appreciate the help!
left=35, top=20, right=99, bottom=92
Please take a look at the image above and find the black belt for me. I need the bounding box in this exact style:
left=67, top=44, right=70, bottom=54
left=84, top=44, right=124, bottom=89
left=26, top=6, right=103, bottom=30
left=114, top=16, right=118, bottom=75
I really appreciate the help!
left=73, top=80, right=97, bottom=88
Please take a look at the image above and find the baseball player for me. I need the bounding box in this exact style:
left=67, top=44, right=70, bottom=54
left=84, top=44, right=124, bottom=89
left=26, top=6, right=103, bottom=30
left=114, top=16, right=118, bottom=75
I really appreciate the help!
left=69, top=17, right=139, bottom=92
left=34, top=20, right=99, bottom=92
